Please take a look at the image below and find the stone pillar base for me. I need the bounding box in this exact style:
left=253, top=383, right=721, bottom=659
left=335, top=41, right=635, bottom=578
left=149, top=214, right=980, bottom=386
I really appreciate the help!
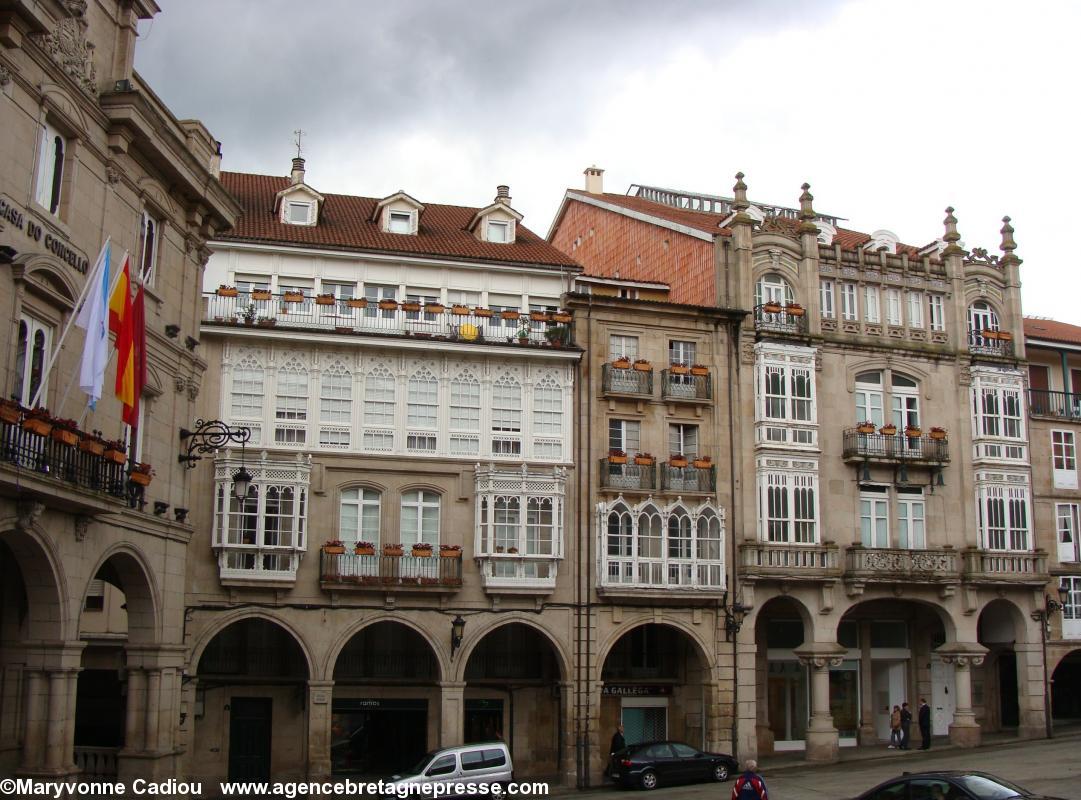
left=118, top=750, right=181, bottom=781
left=858, top=723, right=878, bottom=746
left=804, top=727, right=839, bottom=763
left=1018, top=723, right=1044, bottom=741
left=947, top=723, right=981, bottom=748
left=755, top=724, right=775, bottom=757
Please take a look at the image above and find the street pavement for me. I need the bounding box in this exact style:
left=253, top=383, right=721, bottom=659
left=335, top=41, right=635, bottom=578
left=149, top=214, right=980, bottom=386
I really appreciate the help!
left=577, top=735, right=1081, bottom=800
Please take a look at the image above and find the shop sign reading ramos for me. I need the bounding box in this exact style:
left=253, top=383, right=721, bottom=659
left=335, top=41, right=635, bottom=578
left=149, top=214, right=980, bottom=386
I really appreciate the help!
left=0, top=194, right=91, bottom=273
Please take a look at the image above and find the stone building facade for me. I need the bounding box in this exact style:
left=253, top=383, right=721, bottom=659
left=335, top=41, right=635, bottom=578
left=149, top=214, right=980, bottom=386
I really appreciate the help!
left=0, top=0, right=237, bottom=781
left=549, top=168, right=1051, bottom=772
left=182, top=164, right=581, bottom=784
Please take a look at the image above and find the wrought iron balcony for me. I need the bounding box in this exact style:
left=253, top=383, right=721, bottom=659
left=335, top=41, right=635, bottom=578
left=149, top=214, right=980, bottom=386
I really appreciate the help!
left=1029, top=389, right=1081, bottom=421
left=601, top=363, right=653, bottom=397
left=0, top=414, right=129, bottom=507
left=319, top=550, right=463, bottom=591
left=738, top=542, right=842, bottom=581
left=843, top=546, right=961, bottom=596
left=968, top=330, right=1014, bottom=358
left=599, top=458, right=657, bottom=492
left=753, top=304, right=808, bottom=336
left=203, top=292, right=576, bottom=350
left=660, top=370, right=712, bottom=402
left=842, top=429, right=950, bottom=464
left=660, top=462, right=716, bottom=494
left=962, top=547, right=1048, bottom=586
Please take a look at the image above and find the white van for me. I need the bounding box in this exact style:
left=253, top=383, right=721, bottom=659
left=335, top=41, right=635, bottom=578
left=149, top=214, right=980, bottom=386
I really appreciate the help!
left=386, top=741, right=513, bottom=796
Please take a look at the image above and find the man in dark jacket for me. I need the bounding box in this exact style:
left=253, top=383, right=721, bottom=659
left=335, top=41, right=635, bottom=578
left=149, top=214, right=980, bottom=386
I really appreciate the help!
left=731, top=760, right=768, bottom=800
left=918, top=698, right=932, bottom=749
left=900, top=702, right=913, bottom=750
left=609, top=724, right=626, bottom=755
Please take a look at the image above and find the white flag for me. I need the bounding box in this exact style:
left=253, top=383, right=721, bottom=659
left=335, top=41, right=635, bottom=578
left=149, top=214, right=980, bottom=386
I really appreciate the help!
left=76, top=239, right=111, bottom=406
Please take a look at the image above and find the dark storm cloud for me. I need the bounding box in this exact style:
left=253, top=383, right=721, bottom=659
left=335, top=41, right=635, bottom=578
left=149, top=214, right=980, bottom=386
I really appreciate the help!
left=136, top=0, right=842, bottom=177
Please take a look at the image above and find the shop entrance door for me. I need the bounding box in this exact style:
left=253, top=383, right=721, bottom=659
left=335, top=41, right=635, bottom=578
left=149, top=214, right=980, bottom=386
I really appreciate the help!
left=331, top=699, right=428, bottom=776
left=228, top=697, right=272, bottom=782
left=621, top=705, right=666, bottom=744
left=464, top=699, right=505, bottom=742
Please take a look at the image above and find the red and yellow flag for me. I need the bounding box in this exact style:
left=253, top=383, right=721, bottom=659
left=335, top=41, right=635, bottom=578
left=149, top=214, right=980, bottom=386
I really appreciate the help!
left=111, top=256, right=136, bottom=420
left=108, top=253, right=131, bottom=335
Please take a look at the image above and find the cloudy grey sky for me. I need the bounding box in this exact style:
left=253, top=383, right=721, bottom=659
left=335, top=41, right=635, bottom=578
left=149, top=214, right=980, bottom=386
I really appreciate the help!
left=136, top=0, right=1080, bottom=322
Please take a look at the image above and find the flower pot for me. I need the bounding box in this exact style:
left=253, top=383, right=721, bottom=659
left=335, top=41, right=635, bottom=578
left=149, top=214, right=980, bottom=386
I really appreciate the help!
left=529, top=311, right=550, bottom=322
left=929, top=429, right=948, bottom=440
left=51, top=428, right=78, bottom=447
left=856, top=424, right=876, bottom=434
left=440, top=549, right=462, bottom=559
left=346, top=298, right=369, bottom=309
left=633, top=361, right=653, bottom=372
left=257, top=318, right=277, bottom=327
left=323, top=545, right=345, bottom=555
left=129, top=471, right=153, bottom=487
left=283, top=291, right=304, bottom=302
left=378, top=299, right=399, bottom=311
left=690, top=366, right=709, bottom=376
left=104, top=449, right=127, bottom=465
left=0, top=406, right=20, bottom=425
left=611, top=358, right=631, bottom=370
left=217, top=287, right=238, bottom=297
left=670, top=365, right=689, bottom=375
left=354, top=545, right=375, bottom=556
left=669, top=456, right=689, bottom=468
left=251, top=290, right=272, bottom=301
left=998, top=331, right=1013, bottom=342
left=879, top=425, right=897, bottom=436
left=451, top=304, right=470, bottom=316
left=316, top=294, right=336, bottom=305
left=785, top=304, right=805, bottom=317
left=500, top=310, right=520, bottom=321
left=763, top=302, right=783, bottom=314
left=425, top=303, right=445, bottom=314
left=693, top=458, right=713, bottom=469
left=383, top=545, right=404, bottom=557
left=474, top=307, right=494, bottom=318
left=79, top=438, right=105, bottom=456
left=608, top=454, right=628, bottom=465
left=412, top=547, right=433, bottom=558
left=22, top=418, right=53, bottom=437
left=335, top=326, right=354, bottom=333
left=634, top=455, right=655, bottom=466
left=552, top=312, right=573, bottom=323
left=905, top=427, right=922, bottom=438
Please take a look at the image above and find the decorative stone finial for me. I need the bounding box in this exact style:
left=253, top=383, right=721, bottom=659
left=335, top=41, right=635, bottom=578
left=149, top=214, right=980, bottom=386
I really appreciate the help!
left=798, top=183, right=818, bottom=236
left=1000, top=216, right=1021, bottom=266
left=732, top=172, right=749, bottom=212
left=943, top=207, right=960, bottom=243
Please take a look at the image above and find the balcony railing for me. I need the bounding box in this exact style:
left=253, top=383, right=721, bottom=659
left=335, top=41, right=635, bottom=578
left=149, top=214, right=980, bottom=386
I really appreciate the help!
left=599, top=458, right=657, bottom=492
left=320, top=551, right=463, bottom=591
left=1029, top=389, right=1081, bottom=421
left=660, top=463, right=716, bottom=494
left=739, top=542, right=842, bottom=580
left=74, top=746, right=119, bottom=779
left=842, top=429, right=950, bottom=463
left=844, top=546, right=960, bottom=580
left=601, top=363, right=653, bottom=396
left=599, top=552, right=725, bottom=594
left=968, top=330, right=1015, bottom=358
left=660, top=370, right=712, bottom=402
left=754, top=304, right=808, bottom=336
left=203, top=293, right=575, bottom=349
left=962, top=548, right=1048, bottom=585
left=1, top=416, right=128, bottom=503
left=477, top=556, right=557, bottom=592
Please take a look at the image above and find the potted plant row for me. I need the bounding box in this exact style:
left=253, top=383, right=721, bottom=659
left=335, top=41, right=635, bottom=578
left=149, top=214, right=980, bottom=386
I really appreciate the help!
left=251, top=289, right=272, bottom=301
left=323, top=539, right=345, bottom=555
left=785, top=303, right=805, bottom=317
left=856, top=420, right=877, bottom=434
left=283, top=290, right=305, bottom=302
left=904, top=425, right=922, bottom=437
left=383, top=543, right=405, bottom=556
left=670, top=363, right=689, bottom=375
left=879, top=423, right=898, bottom=436
left=692, top=455, right=713, bottom=469
left=378, top=298, right=399, bottom=311
left=346, top=297, right=369, bottom=309
left=50, top=417, right=80, bottom=447
left=129, top=462, right=154, bottom=487
left=412, top=542, right=433, bottom=558
left=669, top=454, right=689, bottom=468
left=21, top=407, right=53, bottom=436
left=690, top=364, right=709, bottom=376
left=216, top=284, right=238, bottom=297
left=354, top=541, right=375, bottom=555
left=762, top=301, right=783, bottom=314
left=316, top=293, right=336, bottom=306
left=611, top=356, right=631, bottom=369
left=608, top=449, right=628, bottom=465
left=0, top=398, right=22, bottom=425
left=634, top=453, right=655, bottom=466
left=633, top=359, right=652, bottom=372
left=439, top=544, right=462, bottom=559
left=929, top=427, right=948, bottom=440
left=79, top=431, right=107, bottom=456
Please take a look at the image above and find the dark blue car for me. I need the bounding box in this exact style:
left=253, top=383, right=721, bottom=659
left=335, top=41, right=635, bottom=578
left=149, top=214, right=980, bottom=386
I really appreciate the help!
left=607, top=741, right=737, bottom=790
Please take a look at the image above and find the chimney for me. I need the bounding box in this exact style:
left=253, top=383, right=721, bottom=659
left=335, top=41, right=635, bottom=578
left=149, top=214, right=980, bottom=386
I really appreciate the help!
left=291, top=157, right=306, bottom=185
left=495, top=185, right=511, bottom=205
left=209, top=140, right=222, bottom=179
left=584, top=165, right=604, bottom=194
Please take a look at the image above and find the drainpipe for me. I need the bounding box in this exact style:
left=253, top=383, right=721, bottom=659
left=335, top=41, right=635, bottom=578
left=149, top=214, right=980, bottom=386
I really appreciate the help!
left=727, top=314, right=743, bottom=758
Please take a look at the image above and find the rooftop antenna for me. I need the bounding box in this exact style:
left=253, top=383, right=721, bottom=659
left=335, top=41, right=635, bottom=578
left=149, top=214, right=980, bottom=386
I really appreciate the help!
left=293, top=128, right=305, bottom=159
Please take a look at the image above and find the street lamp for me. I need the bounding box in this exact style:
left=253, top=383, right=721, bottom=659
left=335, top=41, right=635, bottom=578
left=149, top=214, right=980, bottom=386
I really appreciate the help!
left=231, top=466, right=253, bottom=502
left=724, top=600, right=747, bottom=642
left=451, top=615, right=466, bottom=657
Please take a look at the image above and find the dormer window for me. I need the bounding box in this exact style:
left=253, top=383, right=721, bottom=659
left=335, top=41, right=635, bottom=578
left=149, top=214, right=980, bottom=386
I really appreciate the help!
left=487, top=220, right=510, bottom=243
left=287, top=201, right=312, bottom=225
left=389, top=211, right=414, bottom=234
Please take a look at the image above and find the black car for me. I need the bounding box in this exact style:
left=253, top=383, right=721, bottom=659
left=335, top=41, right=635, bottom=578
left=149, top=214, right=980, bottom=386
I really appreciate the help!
left=607, top=740, right=738, bottom=790
left=853, top=770, right=1070, bottom=800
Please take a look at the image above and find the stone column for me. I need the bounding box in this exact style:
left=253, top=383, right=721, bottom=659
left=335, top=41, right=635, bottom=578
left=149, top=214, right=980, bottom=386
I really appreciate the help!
left=1014, top=643, right=1046, bottom=740
left=941, top=653, right=983, bottom=747
left=19, top=670, right=47, bottom=771
left=144, top=669, right=161, bottom=753
left=858, top=620, right=876, bottom=745
left=794, top=643, right=847, bottom=764
left=306, top=680, right=334, bottom=780
left=44, top=671, right=72, bottom=772
left=439, top=681, right=467, bottom=748
left=123, top=669, right=146, bottom=752
left=559, top=681, right=575, bottom=787
left=754, top=641, right=773, bottom=756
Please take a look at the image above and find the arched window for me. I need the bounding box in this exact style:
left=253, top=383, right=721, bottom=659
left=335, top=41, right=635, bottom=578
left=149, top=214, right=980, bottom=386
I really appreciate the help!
left=493, top=496, right=520, bottom=552
left=275, top=360, right=308, bottom=421
left=968, top=301, right=999, bottom=336
left=606, top=503, right=633, bottom=559
left=854, top=370, right=920, bottom=431
left=364, top=366, right=396, bottom=426
left=340, top=488, right=380, bottom=544
left=667, top=507, right=692, bottom=559
left=637, top=504, right=663, bottom=560
left=401, top=490, right=440, bottom=546
left=407, top=368, right=438, bottom=429
left=527, top=497, right=555, bottom=556
left=755, top=273, right=794, bottom=307
left=533, top=375, right=563, bottom=436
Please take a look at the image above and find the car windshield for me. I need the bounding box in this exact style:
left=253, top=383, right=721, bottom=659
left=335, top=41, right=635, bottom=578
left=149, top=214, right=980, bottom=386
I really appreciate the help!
left=402, top=751, right=439, bottom=777
left=953, top=775, right=1028, bottom=800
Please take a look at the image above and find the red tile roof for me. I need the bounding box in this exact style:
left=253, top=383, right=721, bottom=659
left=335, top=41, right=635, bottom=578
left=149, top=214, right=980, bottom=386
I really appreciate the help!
left=1024, top=317, right=1081, bottom=346
left=576, top=191, right=926, bottom=256
left=218, top=172, right=579, bottom=269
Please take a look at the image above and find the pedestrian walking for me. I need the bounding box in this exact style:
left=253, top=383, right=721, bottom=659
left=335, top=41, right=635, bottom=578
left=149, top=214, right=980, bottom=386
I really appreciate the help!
left=900, top=702, right=913, bottom=750
left=609, top=723, right=626, bottom=755
left=889, top=705, right=902, bottom=748
left=919, top=698, right=932, bottom=750
left=731, top=759, right=768, bottom=800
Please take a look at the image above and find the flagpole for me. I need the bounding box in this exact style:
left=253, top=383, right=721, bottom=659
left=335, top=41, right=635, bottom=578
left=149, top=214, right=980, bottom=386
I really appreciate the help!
left=51, top=251, right=130, bottom=413
left=28, top=238, right=111, bottom=410
left=73, top=347, right=119, bottom=428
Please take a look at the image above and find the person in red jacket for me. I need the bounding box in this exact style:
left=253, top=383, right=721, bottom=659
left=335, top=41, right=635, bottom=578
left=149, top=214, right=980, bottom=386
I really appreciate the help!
left=731, top=760, right=768, bottom=800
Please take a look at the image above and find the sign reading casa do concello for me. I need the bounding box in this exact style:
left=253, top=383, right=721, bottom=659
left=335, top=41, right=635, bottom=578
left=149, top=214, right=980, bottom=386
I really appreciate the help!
left=0, top=194, right=91, bottom=273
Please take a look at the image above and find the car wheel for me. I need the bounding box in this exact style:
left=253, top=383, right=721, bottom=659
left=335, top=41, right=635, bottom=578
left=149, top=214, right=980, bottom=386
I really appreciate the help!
left=639, top=769, right=658, bottom=791
left=712, top=764, right=729, bottom=782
